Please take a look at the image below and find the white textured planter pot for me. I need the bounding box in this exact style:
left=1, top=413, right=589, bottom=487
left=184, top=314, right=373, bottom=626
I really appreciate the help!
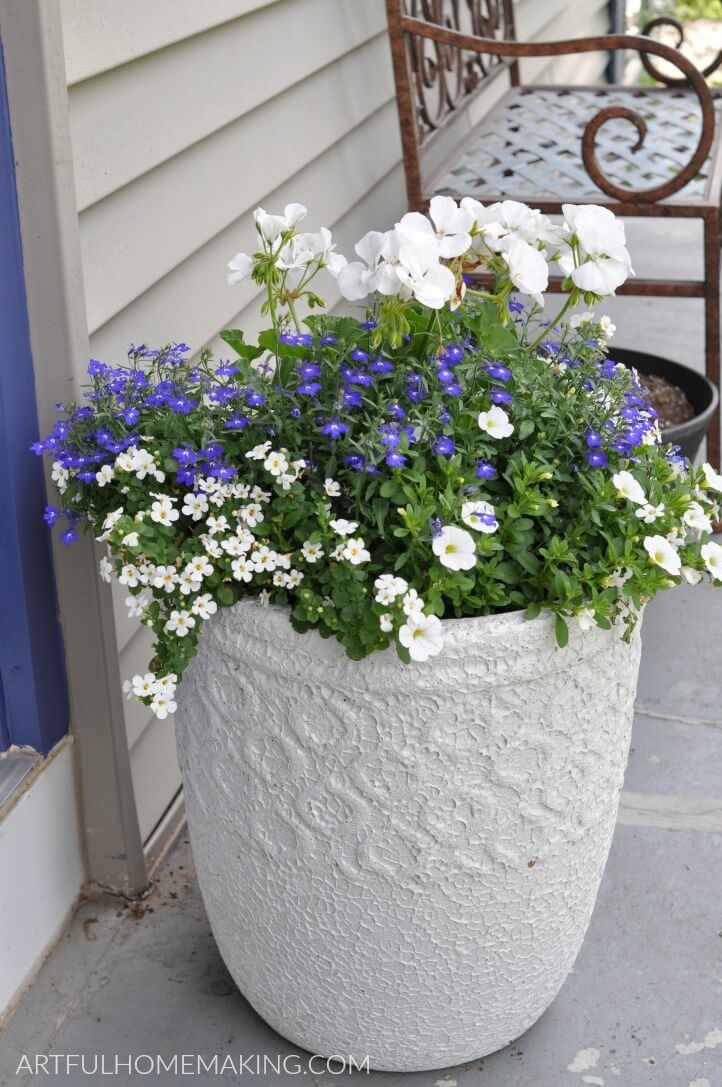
left=175, top=601, right=642, bottom=1072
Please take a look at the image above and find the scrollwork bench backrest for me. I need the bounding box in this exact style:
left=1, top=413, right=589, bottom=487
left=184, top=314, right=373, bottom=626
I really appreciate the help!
left=386, top=0, right=717, bottom=210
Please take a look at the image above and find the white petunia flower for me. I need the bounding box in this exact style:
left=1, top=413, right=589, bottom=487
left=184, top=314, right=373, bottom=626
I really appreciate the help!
left=398, top=613, right=444, bottom=662
left=379, top=613, right=394, bottom=633
left=324, top=478, right=341, bottom=497
left=576, top=607, right=596, bottom=632
left=164, top=610, right=196, bottom=637
left=701, top=540, right=722, bottom=579
left=681, top=565, right=703, bottom=585
left=702, top=462, right=722, bottom=492
left=301, top=540, right=324, bottom=563
left=683, top=502, right=713, bottom=534
left=644, top=534, right=681, bottom=576
left=330, top=518, right=358, bottom=537
left=191, top=593, right=218, bottom=619
left=478, top=406, right=514, bottom=440
left=635, top=502, right=665, bottom=524
left=612, top=470, right=646, bottom=506
left=342, top=537, right=371, bottom=565
left=99, top=556, right=113, bottom=583
left=461, top=500, right=498, bottom=533
left=432, top=525, right=477, bottom=571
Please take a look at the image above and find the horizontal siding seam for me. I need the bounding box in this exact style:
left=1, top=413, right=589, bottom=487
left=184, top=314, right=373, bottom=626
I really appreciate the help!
left=85, top=95, right=398, bottom=335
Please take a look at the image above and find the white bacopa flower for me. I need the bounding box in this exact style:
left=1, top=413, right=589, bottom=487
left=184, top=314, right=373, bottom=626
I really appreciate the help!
left=150, top=693, right=177, bottom=720
left=150, top=497, right=180, bottom=526
left=51, top=461, right=69, bottom=493
left=374, top=574, right=408, bottom=604
left=683, top=501, right=713, bottom=534
left=119, top=564, right=139, bottom=587
left=187, top=556, right=214, bottom=579
left=461, top=500, right=498, bottom=533
left=402, top=589, right=425, bottom=617
left=178, top=570, right=201, bottom=596
left=635, top=502, right=665, bottom=524
left=395, top=243, right=457, bottom=310
left=599, top=315, right=615, bottom=339
left=96, top=464, right=115, bottom=487
left=500, top=236, right=549, bottom=304
left=164, top=609, right=196, bottom=637
left=644, top=534, right=682, bottom=576
left=263, top=450, right=289, bottom=477
left=191, top=593, right=218, bottom=619
left=559, top=203, right=633, bottom=296
left=478, top=406, right=514, bottom=439
left=132, top=673, right=156, bottom=698
left=702, top=462, right=722, bottom=492
left=239, top=503, right=264, bottom=528
left=181, top=493, right=209, bottom=521
left=246, top=441, right=272, bottom=461
left=252, top=546, right=277, bottom=573
left=324, top=478, right=341, bottom=497
left=153, top=565, right=179, bottom=593
left=129, top=447, right=157, bottom=481
left=121, top=531, right=139, bottom=548
left=398, top=613, right=444, bottom=662
left=221, top=535, right=245, bottom=557
left=137, top=561, right=156, bottom=585
left=301, top=540, right=324, bottom=563
left=206, top=514, right=229, bottom=536
left=226, top=251, right=254, bottom=285
left=342, top=537, right=371, bottom=565
left=99, top=556, right=113, bottom=583
left=612, top=470, right=647, bottom=506
left=286, top=568, right=304, bottom=588
left=701, top=540, right=722, bottom=579
left=231, top=557, right=253, bottom=582
left=396, top=195, right=473, bottom=259
left=576, top=607, right=596, bottom=632
left=570, top=311, right=595, bottom=328
left=125, top=594, right=149, bottom=619
left=379, top=613, right=394, bottom=633
left=330, top=518, right=358, bottom=537
left=432, top=525, right=477, bottom=571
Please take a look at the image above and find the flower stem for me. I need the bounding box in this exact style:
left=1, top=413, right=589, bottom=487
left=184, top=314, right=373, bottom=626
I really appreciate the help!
left=528, top=294, right=575, bottom=351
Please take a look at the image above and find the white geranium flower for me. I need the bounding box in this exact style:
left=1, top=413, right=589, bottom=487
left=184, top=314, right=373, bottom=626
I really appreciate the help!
left=501, top=236, right=549, bottom=304
left=379, top=613, right=394, bottom=633
left=635, top=502, right=665, bottom=524
left=253, top=202, right=306, bottom=244
left=277, top=227, right=345, bottom=287
left=560, top=204, right=633, bottom=296
left=432, top=525, right=477, bottom=571
left=191, top=593, right=218, bottom=619
left=644, top=534, right=681, bottom=576
left=330, top=518, right=358, bottom=537
left=226, top=252, right=254, bottom=285
left=461, top=198, right=560, bottom=252
left=612, top=470, right=646, bottom=506
left=342, top=537, right=371, bottom=565
left=395, top=243, right=457, bottom=310
left=337, top=230, right=404, bottom=302
left=301, top=540, right=324, bottom=563
left=683, top=502, right=713, bottom=533
left=396, top=195, right=473, bottom=259
left=478, top=406, right=514, bottom=439
left=398, top=613, right=444, bottom=662
left=702, top=462, right=722, bottom=492
left=461, top=500, right=498, bottom=533
left=701, top=540, right=722, bottom=579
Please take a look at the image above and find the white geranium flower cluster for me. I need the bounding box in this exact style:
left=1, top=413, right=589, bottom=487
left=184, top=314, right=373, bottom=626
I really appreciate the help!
left=228, top=196, right=634, bottom=316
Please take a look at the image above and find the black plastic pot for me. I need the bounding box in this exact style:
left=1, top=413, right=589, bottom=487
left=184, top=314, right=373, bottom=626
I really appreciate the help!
left=610, top=346, right=719, bottom=462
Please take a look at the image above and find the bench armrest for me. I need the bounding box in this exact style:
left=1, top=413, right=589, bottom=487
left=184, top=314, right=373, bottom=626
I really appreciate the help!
left=640, top=15, right=722, bottom=86
left=399, top=15, right=716, bottom=204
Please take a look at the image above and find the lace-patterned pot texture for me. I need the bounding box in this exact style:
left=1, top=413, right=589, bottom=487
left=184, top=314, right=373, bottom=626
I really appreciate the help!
left=175, top=601, right=643, bottom=1072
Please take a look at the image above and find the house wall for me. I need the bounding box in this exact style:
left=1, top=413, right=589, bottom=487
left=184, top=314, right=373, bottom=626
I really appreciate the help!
left=57, top=0, right=611, bottom=843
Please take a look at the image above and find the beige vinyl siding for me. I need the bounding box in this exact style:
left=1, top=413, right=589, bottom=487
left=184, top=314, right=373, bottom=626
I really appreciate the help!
left=59, top=0, right=611, bottom=844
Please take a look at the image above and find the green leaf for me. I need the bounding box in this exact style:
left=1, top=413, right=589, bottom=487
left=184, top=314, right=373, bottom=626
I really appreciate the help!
left=220, top=329, right=263, bottom=362
left=554, top=614, right=569, bottom=648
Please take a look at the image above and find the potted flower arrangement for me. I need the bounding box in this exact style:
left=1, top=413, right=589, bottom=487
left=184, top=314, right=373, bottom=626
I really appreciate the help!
left=35, top=197, right=722, bottom=1071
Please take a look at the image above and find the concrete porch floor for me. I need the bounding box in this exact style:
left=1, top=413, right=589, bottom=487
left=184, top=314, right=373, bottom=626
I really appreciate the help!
left=1, top=220, right=721, bottom=1087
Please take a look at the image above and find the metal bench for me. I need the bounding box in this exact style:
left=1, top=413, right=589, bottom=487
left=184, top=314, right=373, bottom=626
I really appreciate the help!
left=385, top=1, right=722, bottom=464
